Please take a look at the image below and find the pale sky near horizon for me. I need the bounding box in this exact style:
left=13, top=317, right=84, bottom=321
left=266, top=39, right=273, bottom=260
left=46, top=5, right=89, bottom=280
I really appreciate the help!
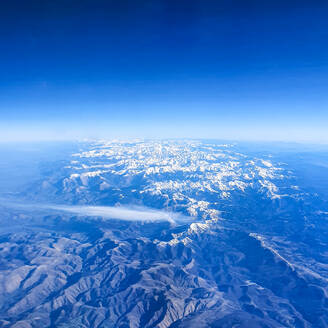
left=1, top=0, right=327, bottom=143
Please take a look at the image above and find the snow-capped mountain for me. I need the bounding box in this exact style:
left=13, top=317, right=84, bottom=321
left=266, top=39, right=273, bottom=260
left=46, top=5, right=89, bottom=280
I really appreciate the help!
left=0, top=140, right=327, bottom=327
left=31, top=140, right=301, bottom=217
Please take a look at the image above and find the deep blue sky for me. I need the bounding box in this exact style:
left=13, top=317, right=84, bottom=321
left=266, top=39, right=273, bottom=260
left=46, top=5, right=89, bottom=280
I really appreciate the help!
left=1, top=0, right=328, bottom=142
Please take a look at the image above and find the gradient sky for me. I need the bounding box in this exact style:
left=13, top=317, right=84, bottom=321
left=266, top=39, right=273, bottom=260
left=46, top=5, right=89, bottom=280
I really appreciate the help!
left=1, top=0, right=328, bottom=142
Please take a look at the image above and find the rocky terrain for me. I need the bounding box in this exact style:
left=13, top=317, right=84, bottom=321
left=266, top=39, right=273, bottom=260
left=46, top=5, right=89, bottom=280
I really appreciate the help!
left=0, top=140, right=327, bottom=327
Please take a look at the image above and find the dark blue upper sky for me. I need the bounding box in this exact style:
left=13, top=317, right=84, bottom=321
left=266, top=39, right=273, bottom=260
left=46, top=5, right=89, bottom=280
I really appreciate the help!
left=1, top=0, right=328, bottom=142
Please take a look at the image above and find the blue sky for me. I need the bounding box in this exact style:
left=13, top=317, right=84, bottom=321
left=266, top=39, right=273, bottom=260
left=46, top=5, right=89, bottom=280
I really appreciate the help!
left=1, top=0, right=327, bottom=142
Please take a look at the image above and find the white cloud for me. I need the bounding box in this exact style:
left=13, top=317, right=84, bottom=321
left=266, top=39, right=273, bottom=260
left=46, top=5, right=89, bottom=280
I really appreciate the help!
left=48, top=204, right=185, bottom=223
left=0, top=198, right=189, bottom=224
